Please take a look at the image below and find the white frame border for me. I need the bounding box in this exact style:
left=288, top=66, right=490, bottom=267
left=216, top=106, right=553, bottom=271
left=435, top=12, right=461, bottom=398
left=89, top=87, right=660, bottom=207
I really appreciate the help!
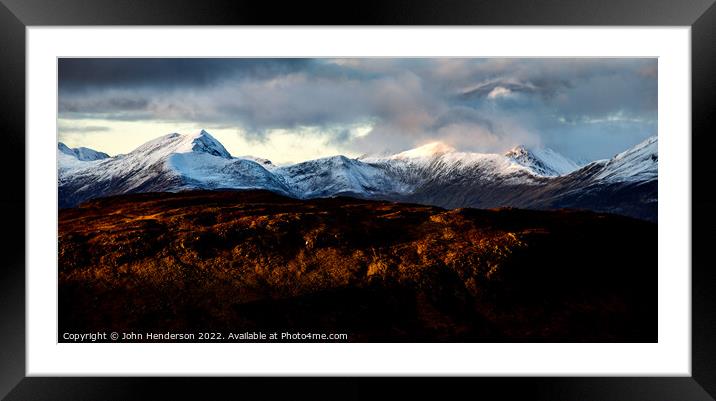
left=27, top=27, right=691, bottom=376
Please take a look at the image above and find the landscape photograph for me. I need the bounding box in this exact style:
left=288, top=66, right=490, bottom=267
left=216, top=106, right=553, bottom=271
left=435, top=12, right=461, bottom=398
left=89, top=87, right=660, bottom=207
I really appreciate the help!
left=57, top=58, right=657, bottom=342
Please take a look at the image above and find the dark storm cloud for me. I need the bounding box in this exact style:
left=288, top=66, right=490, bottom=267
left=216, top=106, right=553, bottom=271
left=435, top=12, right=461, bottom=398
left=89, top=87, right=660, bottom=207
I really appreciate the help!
left=58, top=58, right=657, bottom=161
left=58, top=58, right=315, bottom=91
left=59, top=96, right=149, bottom=113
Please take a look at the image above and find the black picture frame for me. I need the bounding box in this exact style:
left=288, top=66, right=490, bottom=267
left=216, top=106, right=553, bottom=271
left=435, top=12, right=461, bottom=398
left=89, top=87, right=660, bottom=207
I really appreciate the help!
left=2, top=0, right=714, bottom=399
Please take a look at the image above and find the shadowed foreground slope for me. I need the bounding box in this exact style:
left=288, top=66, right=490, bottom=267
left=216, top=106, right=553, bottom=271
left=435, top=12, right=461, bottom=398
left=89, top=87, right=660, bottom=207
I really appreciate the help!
left=58, top=190, right=656, bottom=342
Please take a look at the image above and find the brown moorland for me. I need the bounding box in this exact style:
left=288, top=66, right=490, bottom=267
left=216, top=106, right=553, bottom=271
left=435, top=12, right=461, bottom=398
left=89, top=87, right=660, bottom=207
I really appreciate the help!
left=58, top=190, right=656, bottom=342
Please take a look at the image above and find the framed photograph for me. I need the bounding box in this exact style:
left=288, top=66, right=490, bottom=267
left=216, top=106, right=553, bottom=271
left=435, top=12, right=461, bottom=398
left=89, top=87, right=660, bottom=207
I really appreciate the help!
left=2, top=0, right=715, bottom=399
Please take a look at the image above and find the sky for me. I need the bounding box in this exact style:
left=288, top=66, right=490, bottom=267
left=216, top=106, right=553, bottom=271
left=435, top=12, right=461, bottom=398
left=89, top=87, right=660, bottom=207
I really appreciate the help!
left=58, top=58, right=657, bottom=164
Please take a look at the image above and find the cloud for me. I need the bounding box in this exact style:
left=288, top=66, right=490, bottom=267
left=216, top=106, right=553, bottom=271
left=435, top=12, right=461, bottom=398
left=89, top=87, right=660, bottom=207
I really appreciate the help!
left=58, top=124, right=110, bottom=134
left=58, top=58, right=314, bottom=91
left=57, top=58, right=658, bottom=161
left=487, top=86, right=513, bottom=99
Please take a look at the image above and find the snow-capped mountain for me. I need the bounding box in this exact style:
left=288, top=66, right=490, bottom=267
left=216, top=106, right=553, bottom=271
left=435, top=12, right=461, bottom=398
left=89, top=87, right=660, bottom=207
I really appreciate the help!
left=593, top=136, right=657, bottom=183
left=58, top=130, right=290, bottom=208
left=364, top=141, right=544, bottom=186
left=276, top=155, right=406, bottom=199
left=58, top=131, right=658, bottom=221
left=505, top=145, right=581, bottom=176
left=509, top=136, right=658, bottom=221
left=58, top=142, right=110, bottom=161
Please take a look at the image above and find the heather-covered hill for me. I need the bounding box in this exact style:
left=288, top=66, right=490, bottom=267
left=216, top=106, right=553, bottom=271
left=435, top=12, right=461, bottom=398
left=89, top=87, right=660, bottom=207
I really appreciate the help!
left=58, top=190, right=656, bottom=342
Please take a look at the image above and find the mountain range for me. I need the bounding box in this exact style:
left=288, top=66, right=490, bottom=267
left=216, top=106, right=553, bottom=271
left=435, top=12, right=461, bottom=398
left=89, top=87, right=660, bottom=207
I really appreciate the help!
left=58, top=130, right=658, bottom=221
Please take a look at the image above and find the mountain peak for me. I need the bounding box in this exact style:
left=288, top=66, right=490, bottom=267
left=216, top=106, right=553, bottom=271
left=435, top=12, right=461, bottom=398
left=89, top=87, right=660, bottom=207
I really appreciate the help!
left=191, top=129, right=214, bottom=140
left=184, top=129, right=232, bottom=159
left=613, top=135, right=657, bottom=161
left=126, top=130, right=233, bottom=162
left=58, top=142, right=110, bottom=161
left=505, top=145, right=579, bottom=176
left=392, top=142, right=456, bottom=159
left=595, top=136, right=657, bottom=183
left=58, top=142, right=74, bottom=156
left=505, top=145, right=530, bottom=158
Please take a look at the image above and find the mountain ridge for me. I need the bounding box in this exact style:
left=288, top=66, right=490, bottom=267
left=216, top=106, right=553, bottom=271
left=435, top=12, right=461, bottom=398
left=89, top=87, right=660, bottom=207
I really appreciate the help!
left=58, top=142, right=110, bottom=161
left=58, top=131, right=658, bottom=221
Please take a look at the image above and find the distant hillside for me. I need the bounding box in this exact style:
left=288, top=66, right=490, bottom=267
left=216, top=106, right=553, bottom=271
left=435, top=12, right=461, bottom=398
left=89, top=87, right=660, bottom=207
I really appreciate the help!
left=58, top=190, right=656, bottom=342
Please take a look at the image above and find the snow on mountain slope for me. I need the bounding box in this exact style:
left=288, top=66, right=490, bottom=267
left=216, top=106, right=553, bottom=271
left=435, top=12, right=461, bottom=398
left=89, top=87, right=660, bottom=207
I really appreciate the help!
left=508, top=136, right=658, bottom=221
left=178, top=130, right=232, bottom=159
left=424, top=150, right=536, bottom=183
left=275, top=155, right=406, bottom=198
left=168, top=152, right=286, bottom=191
left=110, top=129, right=231, bottom=171
left=75, top=147, right=110, bottom=161
left=58, top=143, right=108, bottom=179
left=58, top=130, right=658, bottom=221
left=380, top=141, right=573, bottom=180
left=237, top=155, right=276, bottom=170
left=505, top=145, right=580, bottom=176
left=58, top=142, right=110, bottom=161
left=389, top=142, right=456, bottom=159
left=57, top=149, right=94, bottom=175
left=365, top=141, right=541, bottom=187
left=593, top=136, right=657, bottom=183
left=58, top=142, right=78, bottom=158
left=58, top=130, right=290, bottom=207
